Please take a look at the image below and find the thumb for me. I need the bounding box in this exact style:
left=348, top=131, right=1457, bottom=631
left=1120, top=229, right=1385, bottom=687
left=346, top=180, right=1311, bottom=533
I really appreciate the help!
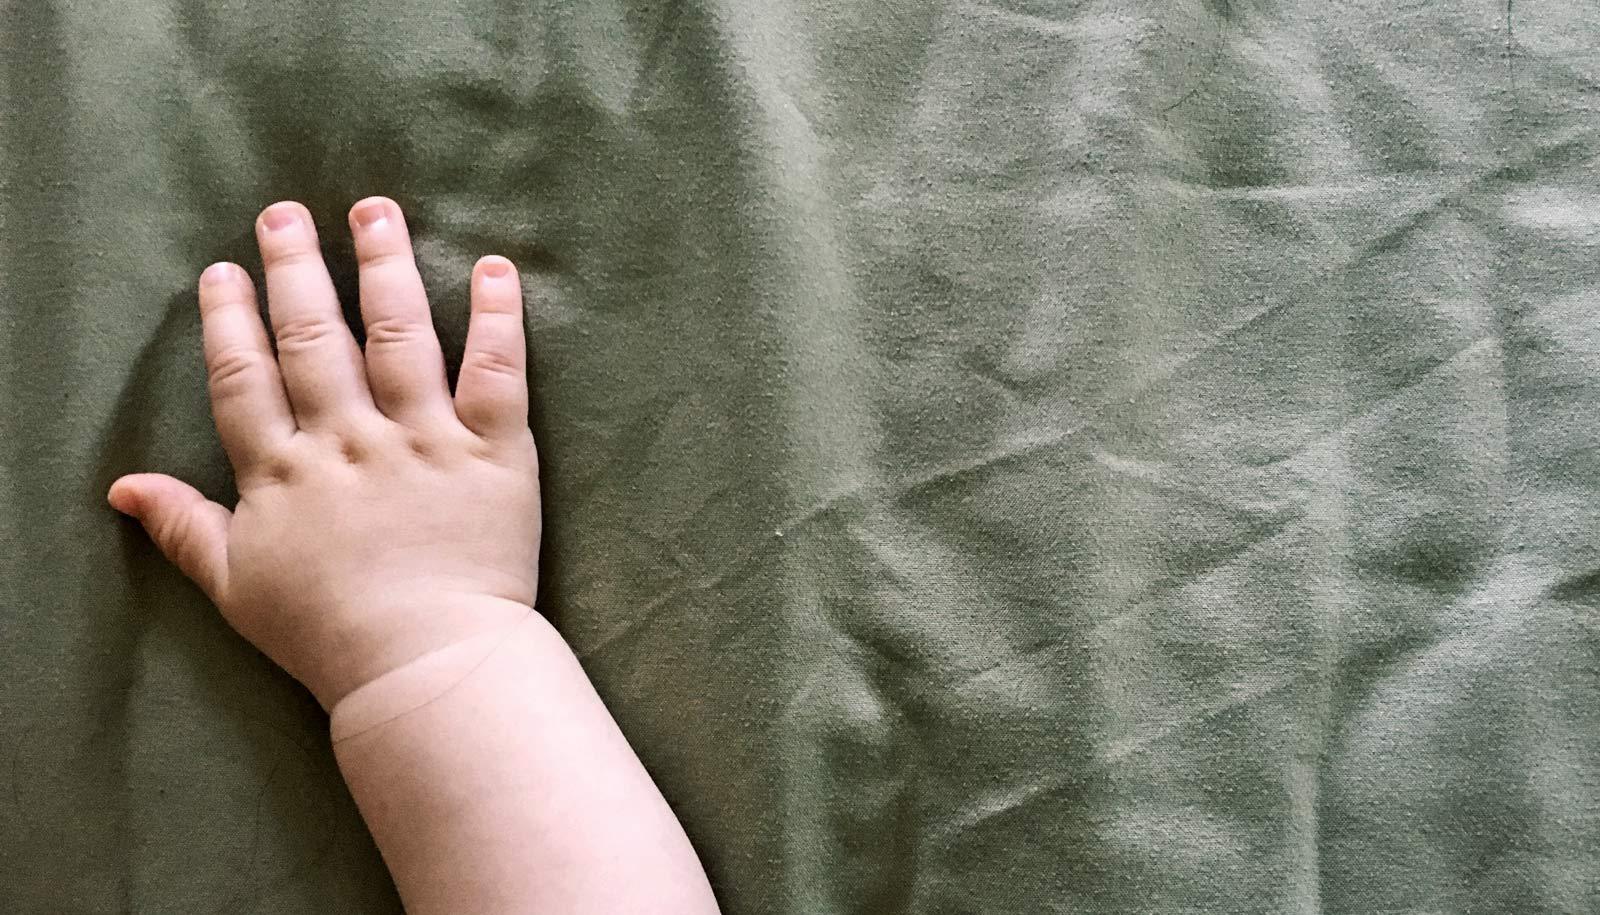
left=108, top=473, right=232, bottom=602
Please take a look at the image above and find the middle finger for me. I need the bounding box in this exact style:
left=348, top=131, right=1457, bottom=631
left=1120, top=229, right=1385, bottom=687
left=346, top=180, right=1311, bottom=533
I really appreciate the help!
left=255, top=201, right=376, bottom=426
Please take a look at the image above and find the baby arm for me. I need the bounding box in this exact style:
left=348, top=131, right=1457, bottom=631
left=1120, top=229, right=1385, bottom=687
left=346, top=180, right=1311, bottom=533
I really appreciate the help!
left=108, top=197, right=720, bottom=914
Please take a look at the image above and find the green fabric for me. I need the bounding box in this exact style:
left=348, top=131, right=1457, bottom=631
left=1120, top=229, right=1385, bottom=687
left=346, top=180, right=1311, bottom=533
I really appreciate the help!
left=5, top=1, right=1599, bottom=911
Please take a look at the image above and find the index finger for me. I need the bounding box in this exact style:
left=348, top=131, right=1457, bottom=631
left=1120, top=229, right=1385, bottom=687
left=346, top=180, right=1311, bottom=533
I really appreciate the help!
left=198, top=261, right=296, bottom=470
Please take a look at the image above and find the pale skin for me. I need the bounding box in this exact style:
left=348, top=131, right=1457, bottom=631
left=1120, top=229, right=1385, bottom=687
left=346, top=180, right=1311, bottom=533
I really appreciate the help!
left=107, top=197, right=721, bottom=914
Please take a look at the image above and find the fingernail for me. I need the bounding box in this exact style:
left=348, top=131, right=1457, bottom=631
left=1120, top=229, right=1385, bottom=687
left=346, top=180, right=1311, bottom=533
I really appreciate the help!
left=481, top=257, right=511, bottom=278
left=262, top=204, right=300, bottom=232
left=201, top=262, right=234, bottom=286
left=353, top=200, right=388, bottom=229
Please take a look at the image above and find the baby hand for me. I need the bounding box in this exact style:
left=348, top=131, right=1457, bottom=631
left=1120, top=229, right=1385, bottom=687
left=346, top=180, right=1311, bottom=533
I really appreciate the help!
left=109, top=198, right=541, bottom=710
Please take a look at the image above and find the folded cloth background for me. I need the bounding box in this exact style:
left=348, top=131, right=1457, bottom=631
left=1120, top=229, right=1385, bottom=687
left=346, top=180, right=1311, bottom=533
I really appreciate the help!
left=3, top=1, right=1599, bottom=912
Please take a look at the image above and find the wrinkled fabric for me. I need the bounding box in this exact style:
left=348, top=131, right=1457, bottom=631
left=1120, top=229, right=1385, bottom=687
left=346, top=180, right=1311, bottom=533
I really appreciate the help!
left=4, top=1, right=1600, bottom=912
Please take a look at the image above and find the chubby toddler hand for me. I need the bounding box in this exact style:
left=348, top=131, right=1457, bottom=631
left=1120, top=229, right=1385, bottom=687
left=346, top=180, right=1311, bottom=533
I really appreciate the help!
left=109, top=197, right=540, bottom=710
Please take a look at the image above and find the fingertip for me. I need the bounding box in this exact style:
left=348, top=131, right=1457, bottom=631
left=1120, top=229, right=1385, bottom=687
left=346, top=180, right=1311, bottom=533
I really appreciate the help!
left=350, top=195, right=396, bottom=230
left=107, top=477, right=141, bottom=516
left=257, top=200, right=309, bottom=234
left=476, top=256, right=516, bottom=282
left=200, top=261, right=239, bottom=288
left=197, top=263, right=254, bottom=318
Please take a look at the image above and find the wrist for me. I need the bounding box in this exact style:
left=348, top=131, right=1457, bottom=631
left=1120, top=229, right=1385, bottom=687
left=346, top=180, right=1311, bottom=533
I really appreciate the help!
left=328, top=607, right=550, bottom=742
left=300, top=594, right=537, bottom=712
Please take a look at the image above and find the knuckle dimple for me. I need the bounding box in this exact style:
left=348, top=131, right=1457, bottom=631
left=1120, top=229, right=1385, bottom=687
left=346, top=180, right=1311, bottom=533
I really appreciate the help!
left=260, top=455, right=296, bottom=485
left=406, top=433, right=436, bottom=461
left=336, top=437, right=364, bottom=465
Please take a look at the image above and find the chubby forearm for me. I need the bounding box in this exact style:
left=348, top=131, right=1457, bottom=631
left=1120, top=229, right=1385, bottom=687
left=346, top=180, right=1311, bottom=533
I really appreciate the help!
left=330, top=609, right=720, bottom=915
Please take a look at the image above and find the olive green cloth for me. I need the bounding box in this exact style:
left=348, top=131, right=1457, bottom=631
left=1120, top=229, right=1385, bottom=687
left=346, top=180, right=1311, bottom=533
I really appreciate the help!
left=4, top=1, right=1599, bottom=912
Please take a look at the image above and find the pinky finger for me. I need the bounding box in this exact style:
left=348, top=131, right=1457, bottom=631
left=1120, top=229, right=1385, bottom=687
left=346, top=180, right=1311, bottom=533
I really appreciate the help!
left=454, top=256, right=528, bottom=439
